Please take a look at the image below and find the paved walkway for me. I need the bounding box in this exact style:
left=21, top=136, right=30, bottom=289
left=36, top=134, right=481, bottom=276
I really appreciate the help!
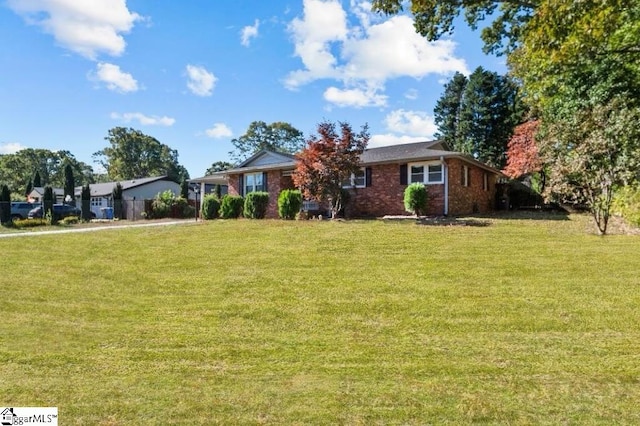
left=0, top=220, right=196, bottom=239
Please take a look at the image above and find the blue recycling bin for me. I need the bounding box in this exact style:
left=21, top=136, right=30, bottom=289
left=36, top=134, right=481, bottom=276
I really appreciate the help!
left=101, top=207, right=114, bottom=219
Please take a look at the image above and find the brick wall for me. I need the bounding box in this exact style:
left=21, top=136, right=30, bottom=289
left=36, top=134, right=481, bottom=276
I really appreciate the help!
left=347, top=164, right=446, bottom=217
left=446, top=158, right=497, bottom=215
left=227, top=171, right=294, bottom=218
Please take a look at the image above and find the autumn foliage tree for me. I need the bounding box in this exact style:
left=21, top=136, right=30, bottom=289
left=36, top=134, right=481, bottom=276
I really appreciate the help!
left=293, top=121, right=369, bottom=219
left=503, top=120, right=545, bottom=191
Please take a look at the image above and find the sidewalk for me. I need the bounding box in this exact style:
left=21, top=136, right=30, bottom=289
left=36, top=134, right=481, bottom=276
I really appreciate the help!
left=0, top=219, right=197, bottom=239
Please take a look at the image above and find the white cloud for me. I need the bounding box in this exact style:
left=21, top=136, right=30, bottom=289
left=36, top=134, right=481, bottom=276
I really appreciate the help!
left=286, top=0, right=468, bottom=107
left=92, top=62, right=138, bottom=93
left=0, top=142, right=27, bottom=154
left=7, top=0, right=141, bottom=59
left=240, top=19, right=260, bottom=47
left=186, top=65, right=217, bottom=97
left=383, top=109, right=437, bottom=137
left=205, top=123, right=233, bottom=138
left=111, top=112, right=175, bottom=126
left=404, top=89, right=419, bottom=100
left=323, top=86, right=387, bottom=108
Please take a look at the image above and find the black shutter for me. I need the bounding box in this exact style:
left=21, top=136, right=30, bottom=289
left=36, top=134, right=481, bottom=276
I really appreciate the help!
left=238, top=174, right=244, bottom=196
left=365, top=167, right=372, bottom=187
left=262, top=172, right=268, bottom=192
left=400, top=164, right=408, bottom=185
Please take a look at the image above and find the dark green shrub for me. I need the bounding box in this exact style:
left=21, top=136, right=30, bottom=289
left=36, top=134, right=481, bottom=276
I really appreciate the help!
left=244, top=192, right=269, bottom=219
left=201, top=194, right=220, bottom=220
left=43, top=186, right=55, bottom=224
left=220, top=195, right=244, bottom=219
left=81, top=184, right=92, bottom=221
left=404, top=183, right=428, bottom=216
left=0, top=185, right=11, bottom=225
left=278, top=189, right=302, bottom=220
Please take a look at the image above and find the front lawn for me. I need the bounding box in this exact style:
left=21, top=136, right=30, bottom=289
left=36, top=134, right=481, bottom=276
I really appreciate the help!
left=1, top=215, right=639, bottom=424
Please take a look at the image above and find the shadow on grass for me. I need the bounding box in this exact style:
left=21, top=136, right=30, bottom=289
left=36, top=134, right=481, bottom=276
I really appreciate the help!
left=417, top=217, right=492, bottom=227
left=489, top=209, right=571, bottom=221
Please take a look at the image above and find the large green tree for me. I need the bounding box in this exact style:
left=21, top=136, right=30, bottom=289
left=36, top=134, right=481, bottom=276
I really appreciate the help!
left=93, top=127, right=189, bottom=183
left=205, top=161, right=234, bottom=175
left=434, top=67, right=523, bottom=168
left=64, top=163, right=75, bottom=205
left=371, top=0, right=538, bottom=56
left=229, top=121, right=304, bottom=163
left=0, top=149, right=94, bottom=196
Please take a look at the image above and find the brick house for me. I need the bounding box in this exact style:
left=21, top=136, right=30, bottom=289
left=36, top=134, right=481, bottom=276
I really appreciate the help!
left=197, top=141, right=502, bottom=218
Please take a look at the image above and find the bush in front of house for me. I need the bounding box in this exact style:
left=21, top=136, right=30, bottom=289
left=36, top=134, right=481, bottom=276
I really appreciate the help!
left=60, top=216, right=80, bottom=225
left=404, top=182, right=428, bottom=216
left=244, top=192, right=269, bottom=219
left=219, top=194, right=244, bottom=219
left=278, top=189, right=302, bottom=220
left=149, top=190, right=194, bottom=219
left=201, top=194, right=220, bottom=220
left=12, top=218, right=49, bottom=228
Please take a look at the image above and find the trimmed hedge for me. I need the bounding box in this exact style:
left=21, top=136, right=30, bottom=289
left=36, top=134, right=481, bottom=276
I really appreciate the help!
left=220, top=195, right=244, bottom=219
left=278, top=189, right=302, bottom=220
left=404, top=183, right=428, bottom=216
left=201, top=194, right=220, bottom=220
left=244, top=192, right=269, bottom=219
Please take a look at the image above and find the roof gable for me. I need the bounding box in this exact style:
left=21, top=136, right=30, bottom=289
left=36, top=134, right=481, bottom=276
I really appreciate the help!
left=239, top=150, right=296, bottom=168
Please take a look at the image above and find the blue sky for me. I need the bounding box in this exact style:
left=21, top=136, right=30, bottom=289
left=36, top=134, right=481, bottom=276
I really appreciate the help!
left=0, top=0, right=506, bottom=178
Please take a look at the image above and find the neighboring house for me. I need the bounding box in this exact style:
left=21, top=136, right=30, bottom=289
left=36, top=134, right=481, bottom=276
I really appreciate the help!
left=202, top=141, right=503, bottom=218
left=28, top=187, right=65, bottom=203
left=74, top=176, right=180, bottom=218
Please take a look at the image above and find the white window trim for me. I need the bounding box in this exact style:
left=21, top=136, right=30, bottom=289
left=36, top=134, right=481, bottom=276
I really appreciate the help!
left=462, top=165, right=469, bottom=187
left=244, top=172, right=264, bottom=194
left=483, top=172, right=489, bottom=191
left=342, top=168, right=366, bottom=189
left=408, top=161, right=444, bottom=185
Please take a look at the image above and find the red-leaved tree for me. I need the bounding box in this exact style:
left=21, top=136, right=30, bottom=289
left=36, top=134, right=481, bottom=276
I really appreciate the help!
left=503, top=120, right=542, bottom=179
left=293, top=121, right=369, bottom=218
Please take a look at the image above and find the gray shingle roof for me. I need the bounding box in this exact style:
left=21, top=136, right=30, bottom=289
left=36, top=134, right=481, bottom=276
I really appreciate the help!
left=359, top=140, right=450, bottom=164
left=73, top=176, right=172, bottom=197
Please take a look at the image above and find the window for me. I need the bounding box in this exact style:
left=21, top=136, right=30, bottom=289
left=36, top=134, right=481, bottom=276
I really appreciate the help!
left=91, top=197, right=102, bottom=207
left=342, top=168, right=366, bottom=188
left=245, top=172, right=264, bottom=194
left=461, top=165, right=469, bottom=187
left=483, top=172, right=489, bottom=191
left=409, top=162, right=444, bottom=184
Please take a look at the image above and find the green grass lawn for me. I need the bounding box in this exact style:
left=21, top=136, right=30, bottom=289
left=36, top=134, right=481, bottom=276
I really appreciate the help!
left=1, top=215, right=639, bottom=424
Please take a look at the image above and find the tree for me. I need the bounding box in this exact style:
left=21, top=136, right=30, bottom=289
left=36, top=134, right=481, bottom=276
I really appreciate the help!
left=25, top=178, right=33, bottom=198
left=541, top=100, right=640, bottom=235
left=64, top=163, right=75, bottom=205
left=0, top=149, right=93, bottom=196
left=112, top=183, right=123, bottom=219
left=93, top=127, right=189, bottom=183
left=43, top=185, right=54, bottom=222
left=180, top=179, right=189, bottom=200
left=205, top=161, right=234, bottom=175
left=434, top=72, right=468, bottom=148
left=503, top=120, right=542, bottom=180
left=435, top=67, right=524, bottom=168
left=0, top=185, right=11, bottom=224
left=292, top=121, right=369, bottom=219
left=229, top=121, right=304, bottom=163
left=81, top=184, right=92, bottom=221
left=371, top=0, right=537, bottom=56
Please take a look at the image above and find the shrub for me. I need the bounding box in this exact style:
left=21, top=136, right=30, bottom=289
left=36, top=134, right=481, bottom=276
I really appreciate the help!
left=612, top=185, right=640, bottom=227
left=244, top=192, right=269, bottom=219
left=60, top=216, right=80, bottom=225
left=219, top=195, right=244, bottom=219
left=0, top=185, right=10, bottom=225
left=201, top=194, right=220, bottom=220
left=149, top=190, right=194, bottom=219
left=404, top=183, right=428, bottom=216
left=278, top=189, right=302, bottom=220
left=12, top=218, right=49, bottom=228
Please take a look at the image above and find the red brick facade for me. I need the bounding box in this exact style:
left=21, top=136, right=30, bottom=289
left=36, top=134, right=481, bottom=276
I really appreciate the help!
left=227, top=159, right=497, bottom=218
